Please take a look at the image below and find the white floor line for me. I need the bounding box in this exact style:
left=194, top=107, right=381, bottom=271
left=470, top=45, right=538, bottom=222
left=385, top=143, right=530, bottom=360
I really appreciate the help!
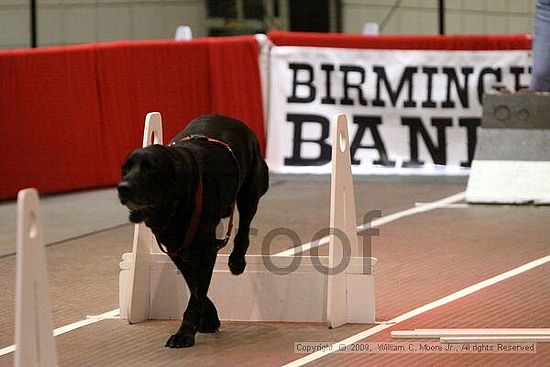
left=415, top=202, right=470, bottom=209
left=0, top=345, right=15, bottom=357
left=275, top=191, right=466, bottom=257
left=0, top=308, right=120, bottom=357
left=281, top=254, right=550, bottom=367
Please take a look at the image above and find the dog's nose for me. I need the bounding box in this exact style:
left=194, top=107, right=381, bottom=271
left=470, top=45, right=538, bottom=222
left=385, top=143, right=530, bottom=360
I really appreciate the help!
left=117, top=182, right=134, bottom=199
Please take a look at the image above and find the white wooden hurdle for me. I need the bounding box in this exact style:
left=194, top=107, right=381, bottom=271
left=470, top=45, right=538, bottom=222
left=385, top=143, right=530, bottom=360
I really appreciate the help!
left=122, top=112, right=164, bottom=324
left=119, top=113, right=377, bottom=325
left=392, top=329, right=550, bottom=343
left=14, top=188, right=58, bottom=367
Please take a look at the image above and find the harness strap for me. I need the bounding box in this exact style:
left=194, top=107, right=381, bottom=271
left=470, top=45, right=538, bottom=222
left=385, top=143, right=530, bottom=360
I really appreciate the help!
left=184, top=177, right=203, bottom=246
left=157, top=134, right=239, bottom=257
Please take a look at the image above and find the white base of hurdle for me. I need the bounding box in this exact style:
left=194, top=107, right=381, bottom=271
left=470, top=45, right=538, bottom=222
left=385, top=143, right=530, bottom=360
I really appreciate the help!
left=119, top=254, right=376, bottom=323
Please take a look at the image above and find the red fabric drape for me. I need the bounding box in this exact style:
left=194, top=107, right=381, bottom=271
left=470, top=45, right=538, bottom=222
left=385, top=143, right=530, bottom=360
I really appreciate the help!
left=0, top=37, right=264, bottom=200
left=206, top=36, right=266, bottom=155
left=0, top=32, right=529, bottom=200
left=268, top=31, right=532, bottom=50
left=0, top=45, right=107, bottom=197
left=94, top=40, right=212, bottom=183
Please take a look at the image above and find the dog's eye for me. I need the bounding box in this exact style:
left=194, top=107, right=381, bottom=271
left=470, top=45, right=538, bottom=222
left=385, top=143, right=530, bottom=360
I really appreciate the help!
left=121, top=161, right=133, bottom=175
left=141, top=160, right=155, bottom=171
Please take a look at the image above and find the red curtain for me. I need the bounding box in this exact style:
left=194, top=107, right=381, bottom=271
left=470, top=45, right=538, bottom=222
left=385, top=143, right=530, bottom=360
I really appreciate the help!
left=0, top=37, right=264, bottom=200
left=206, top=36, right=266, bottom=155
left=268, top=31, right=532, bottom=50
left=0, top=32, right=529, bottom=200
left=94, top=40, right=212, bottom=184
left=0, top=45, right=107, bottom=198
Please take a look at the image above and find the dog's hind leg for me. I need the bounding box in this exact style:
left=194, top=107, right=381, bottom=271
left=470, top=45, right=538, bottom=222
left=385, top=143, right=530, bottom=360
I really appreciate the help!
left=229, top=160, right=269, bottom=275
left=166, top=249, right=217, bottom=347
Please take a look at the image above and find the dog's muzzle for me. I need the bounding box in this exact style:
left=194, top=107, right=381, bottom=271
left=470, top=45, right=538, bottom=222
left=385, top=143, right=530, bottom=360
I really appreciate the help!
left=117, top=182, right=148, bottom=210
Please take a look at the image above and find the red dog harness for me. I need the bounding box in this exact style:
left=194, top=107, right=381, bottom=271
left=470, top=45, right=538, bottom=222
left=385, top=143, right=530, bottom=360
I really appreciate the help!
left=157, top=135, right=240, bottom=257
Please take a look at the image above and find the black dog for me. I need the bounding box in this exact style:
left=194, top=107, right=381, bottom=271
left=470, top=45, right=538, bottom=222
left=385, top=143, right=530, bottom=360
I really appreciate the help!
left=118, top=114, right=269, bottom=348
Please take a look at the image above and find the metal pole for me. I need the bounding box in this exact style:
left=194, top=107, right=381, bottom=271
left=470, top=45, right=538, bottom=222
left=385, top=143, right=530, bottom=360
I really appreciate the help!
left=30, top=0, right=37, bottom=47
left=438, top=0, right=445, bottom=35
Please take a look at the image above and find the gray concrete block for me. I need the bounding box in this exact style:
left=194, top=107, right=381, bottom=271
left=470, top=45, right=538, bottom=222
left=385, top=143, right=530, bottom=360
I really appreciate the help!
left=482, top=94, right=550, bottom=129
left=474, top=128, right=550, bottom=161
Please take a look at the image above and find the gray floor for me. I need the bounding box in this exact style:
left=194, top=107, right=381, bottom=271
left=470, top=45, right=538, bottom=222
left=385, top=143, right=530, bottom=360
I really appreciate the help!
left=0, top=188, right=129, bottom=257
left=2, top=175, right=547, bottom=367
left=0, top=174, right=466, bottom=257
left=0, top=176, right=466, bottom=346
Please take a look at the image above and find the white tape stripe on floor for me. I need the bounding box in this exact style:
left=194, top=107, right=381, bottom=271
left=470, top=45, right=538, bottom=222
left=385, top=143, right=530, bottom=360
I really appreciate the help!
left=0, top=309, right=120, bottom=357
left=274, top=191, right=466, bottom=257
left=415, top=202, right=470, bottom=209
left=53, top=309, right=120, bottom=336
left=281, top=254, right=550, bottom=367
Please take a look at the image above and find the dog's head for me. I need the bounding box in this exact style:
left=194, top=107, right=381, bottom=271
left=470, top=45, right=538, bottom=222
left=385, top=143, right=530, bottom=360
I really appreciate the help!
left=117, top=145, right=181, bottom=223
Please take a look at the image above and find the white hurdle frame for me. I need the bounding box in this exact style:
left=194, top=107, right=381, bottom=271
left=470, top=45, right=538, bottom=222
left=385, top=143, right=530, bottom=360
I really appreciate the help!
left=327, top=114, right=361, bottom=328
left=124, top=112, right=164, bottom=324
left=119, top=113, right=377, bottom=325
left=15, top=189, right=58, bottom=367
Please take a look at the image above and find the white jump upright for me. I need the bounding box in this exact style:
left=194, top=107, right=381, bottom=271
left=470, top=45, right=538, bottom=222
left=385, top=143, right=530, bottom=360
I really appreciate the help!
left=14, top=188, right=58, bottom=367
left=327, top=114, right=377, bottom=327
left=119, top=112, right=377, bottom=325
left=327, top=114, right=359, bottom=328
left=124, top=112, right=164, bottom=324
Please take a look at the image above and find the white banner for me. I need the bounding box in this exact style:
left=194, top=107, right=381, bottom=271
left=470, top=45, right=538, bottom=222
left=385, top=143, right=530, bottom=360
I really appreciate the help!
left=266, top=46, right=531, bottom=175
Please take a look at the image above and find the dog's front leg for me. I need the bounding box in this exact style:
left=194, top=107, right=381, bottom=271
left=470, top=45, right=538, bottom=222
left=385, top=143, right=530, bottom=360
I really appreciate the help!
left=229, top=185, right=263, bottom=275
left=229, top=227, right=250, bottom=275
left=166, top=250, right=216, bottom=348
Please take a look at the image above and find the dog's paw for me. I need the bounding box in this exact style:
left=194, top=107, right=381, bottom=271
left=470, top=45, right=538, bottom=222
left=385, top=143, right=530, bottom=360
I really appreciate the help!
left=198, top=316, right=220, bottom=333
left=228, top=253, right=246, bottom=275
left=165, top=332, right=195, bottom=348
left=198, top=300, right=220, bottom=333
